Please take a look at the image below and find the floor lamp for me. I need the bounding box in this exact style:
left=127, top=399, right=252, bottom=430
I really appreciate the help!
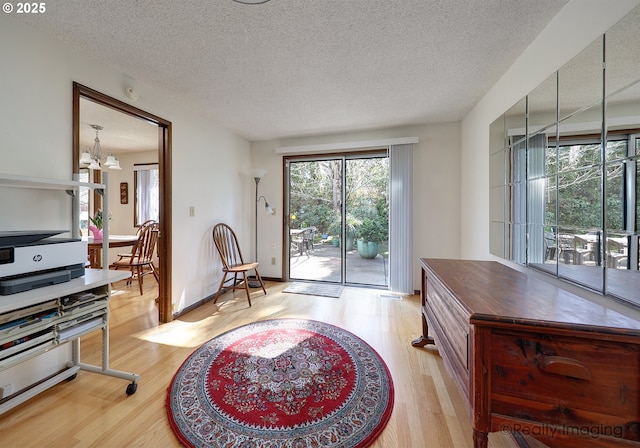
left=250, top=169, right=273, bottom=287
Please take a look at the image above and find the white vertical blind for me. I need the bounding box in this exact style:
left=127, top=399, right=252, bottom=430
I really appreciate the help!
left=512, top=138, right=527, bottom=264
left=389, top=144, right=413, bottom=294
left=527, top=134, right=547, bottom=263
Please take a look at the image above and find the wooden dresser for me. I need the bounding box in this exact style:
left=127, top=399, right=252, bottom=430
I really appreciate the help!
left=412, top=258, right=640, bottom=448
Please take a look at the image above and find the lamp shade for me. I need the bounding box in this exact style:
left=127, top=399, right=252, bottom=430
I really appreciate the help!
left=251, top=169, right=266, bottom=181
left=80, top=149, right=92, bottom=165
left=104, top=154, right=117, bottom=167
left=87, top=159, right=101, bottom=170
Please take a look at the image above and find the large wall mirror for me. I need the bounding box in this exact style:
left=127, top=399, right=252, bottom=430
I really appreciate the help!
left=489, top=4, right=640, bottom=308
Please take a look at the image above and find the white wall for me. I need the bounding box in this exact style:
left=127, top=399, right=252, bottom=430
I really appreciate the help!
left=460, top=0, right=640, bottom=262
left=251, top=122, right=461, bottom=291
left=0, top=16, right=252, bottom=315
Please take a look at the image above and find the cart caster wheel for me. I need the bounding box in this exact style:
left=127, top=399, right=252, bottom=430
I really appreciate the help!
left=66, top=374, right=78, bottom=381
left=126, top=382, right=138, bottom=395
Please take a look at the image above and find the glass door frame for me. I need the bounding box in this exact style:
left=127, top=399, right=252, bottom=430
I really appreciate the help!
left=283, top=149, right=389, bottom=286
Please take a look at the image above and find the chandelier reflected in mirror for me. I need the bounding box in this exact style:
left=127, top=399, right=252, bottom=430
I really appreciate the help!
left=79, top=124, right=121, bottom=170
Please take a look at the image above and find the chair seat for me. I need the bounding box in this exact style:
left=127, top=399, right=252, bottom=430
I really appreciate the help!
left=225, top=262, right=259, bottom=272
left=113, top=256, right=153, bottom=267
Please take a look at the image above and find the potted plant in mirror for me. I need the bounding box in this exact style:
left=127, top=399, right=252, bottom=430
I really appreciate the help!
left=356, top=217, right=388, bottom=259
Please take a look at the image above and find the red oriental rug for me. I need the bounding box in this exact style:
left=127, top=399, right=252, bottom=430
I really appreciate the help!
left=166, top=318, right=394, bottom=447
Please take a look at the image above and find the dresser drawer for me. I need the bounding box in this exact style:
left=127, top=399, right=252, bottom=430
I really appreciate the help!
left=425, top=276, right=470, bottom=396
left=489, top=329, right=640, bottom=440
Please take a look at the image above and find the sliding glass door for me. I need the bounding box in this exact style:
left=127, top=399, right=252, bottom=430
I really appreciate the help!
left=285, top=152, right=389, bottom=287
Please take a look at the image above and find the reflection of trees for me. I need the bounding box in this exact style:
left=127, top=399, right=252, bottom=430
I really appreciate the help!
left=289, top=158, right=389, bottom=236
left=545, top=141, right=626, bottom=230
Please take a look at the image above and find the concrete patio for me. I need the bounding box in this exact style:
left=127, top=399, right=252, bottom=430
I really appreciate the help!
left=289, top=241, right=388, bottom=287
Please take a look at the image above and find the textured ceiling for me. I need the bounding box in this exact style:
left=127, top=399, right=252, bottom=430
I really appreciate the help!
left=17, top=0, right=569, bottom=143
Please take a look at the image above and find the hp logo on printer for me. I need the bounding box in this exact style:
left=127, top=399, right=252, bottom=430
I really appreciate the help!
left=33, top=254, right=43, bottom=262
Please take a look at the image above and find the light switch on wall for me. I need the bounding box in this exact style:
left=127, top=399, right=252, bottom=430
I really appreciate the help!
left=189, top=206, right=195, bottom=217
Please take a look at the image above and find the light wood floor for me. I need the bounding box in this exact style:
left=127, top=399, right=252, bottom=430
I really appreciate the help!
left=0, top=280, right=521, bottom=448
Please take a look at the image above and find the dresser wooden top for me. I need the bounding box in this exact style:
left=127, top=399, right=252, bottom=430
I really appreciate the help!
left=420, top=258, right=640, bottom=335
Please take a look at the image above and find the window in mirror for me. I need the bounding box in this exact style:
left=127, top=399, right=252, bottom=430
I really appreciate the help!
left=506, top=97, right=527, bottom=263
left=557, top=162, right=602, bottom=230
left=134, top=164, right=159, bottom=226
left=512, top=157, right=527, bottom=266
left=605, top=161, right=625, bottom=232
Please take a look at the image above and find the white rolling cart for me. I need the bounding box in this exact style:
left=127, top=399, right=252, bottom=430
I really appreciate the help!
left=0, top=173, right=139, bottom=415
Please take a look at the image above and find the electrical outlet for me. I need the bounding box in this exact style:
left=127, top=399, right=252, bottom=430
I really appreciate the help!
left=271, top=257, right=276, bottom=265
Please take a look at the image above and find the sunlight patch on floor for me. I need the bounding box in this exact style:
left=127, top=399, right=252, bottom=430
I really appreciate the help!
left=110, top=288, right=128, bottom=297
left=378, top=293, right=404, bottom=300
left=133, top=317, right=221, bottom=348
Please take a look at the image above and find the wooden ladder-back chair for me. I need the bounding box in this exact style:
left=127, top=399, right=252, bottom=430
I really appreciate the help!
left=111, top=221, right=160, bottom=295
left=212, top=223, right=266, bottom=307
left=114, top=219, right=157, bottom=261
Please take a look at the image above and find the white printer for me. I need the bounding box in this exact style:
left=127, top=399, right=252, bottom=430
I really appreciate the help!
left=0, top=231, right=87, bottom=295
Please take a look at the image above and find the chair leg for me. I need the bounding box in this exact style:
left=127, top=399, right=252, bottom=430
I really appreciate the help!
left=137, top=265, right=144, bottom=295
left=232, top=273, right=239, bottom=292
left=241, top=272, right=252, bottom=307
left=150, top=263, right=159, bottom=283
left=213, top=272, right=229, bottom=304
left=254, top=269, right=267, bottom=295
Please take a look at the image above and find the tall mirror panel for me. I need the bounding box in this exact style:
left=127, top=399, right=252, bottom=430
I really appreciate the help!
left=556, top=38, right=603, bottom=291
left=506, top=97, right=527, bottom=264
left=489, top=115, right=507, bottom=258
left=527, top=73, right=558, bottom=275
left=558, top=37, right=603, bottom=123
left=604, top=4, right=640, bottom=305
